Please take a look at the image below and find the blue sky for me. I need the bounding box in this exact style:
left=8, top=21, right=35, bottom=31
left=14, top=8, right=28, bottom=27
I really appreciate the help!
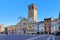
left=0, top=0, right=60, bottom=27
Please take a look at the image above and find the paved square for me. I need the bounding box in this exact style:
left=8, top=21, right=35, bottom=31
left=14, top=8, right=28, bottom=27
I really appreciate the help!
left=0, top=34, right=60, bottom=40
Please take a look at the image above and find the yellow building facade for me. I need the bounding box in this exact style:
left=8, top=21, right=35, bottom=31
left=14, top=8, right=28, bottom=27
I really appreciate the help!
left=0, top=24, right=4, bottom=34
left=7, top=25, right=16, bottom=34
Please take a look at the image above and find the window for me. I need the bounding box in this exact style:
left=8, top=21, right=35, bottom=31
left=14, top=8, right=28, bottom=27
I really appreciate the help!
left=51, top=24, right=54, bottom=27
left=45, top=24, right=46, bottom=25
left=30, top=26, right=32, bottom=28
left=24, top=23, right=25, bottom=25
left=59, top=27, right=60, bottom=30
left=32, top=6, right=33, bottom=9
left=47, top=20, right=48, bottom=22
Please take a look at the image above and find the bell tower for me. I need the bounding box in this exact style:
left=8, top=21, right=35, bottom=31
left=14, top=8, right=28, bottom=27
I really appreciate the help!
left=28, top=4, right=37, bottom=22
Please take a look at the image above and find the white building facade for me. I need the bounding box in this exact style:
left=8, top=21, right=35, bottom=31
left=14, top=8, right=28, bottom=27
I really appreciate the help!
left=51, top=19, right=59, bottom=34
left=33, top=21, right=44, bottom=34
